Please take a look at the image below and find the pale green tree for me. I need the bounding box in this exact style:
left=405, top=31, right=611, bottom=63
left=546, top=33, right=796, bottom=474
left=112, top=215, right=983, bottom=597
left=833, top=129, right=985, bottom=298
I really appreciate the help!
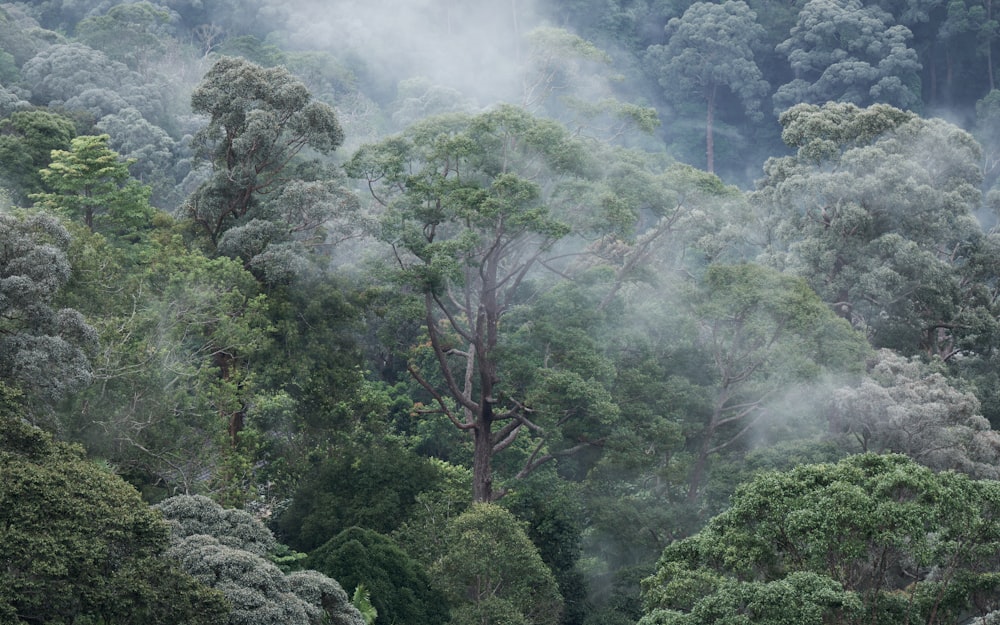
left=680, top=263, right=868, bottom=500
left=828, top=348, right=1000, bottom=477
left=645, top=1, right=769, bottom=173
left=32, top=134, right=154, bottom=235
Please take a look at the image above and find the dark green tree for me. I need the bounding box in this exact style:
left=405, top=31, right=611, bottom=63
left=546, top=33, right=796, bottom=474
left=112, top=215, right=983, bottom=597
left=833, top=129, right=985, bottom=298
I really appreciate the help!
left=645, top=1, right=769, bottom=173
left=307, top=527, right=450, bottom=625
left=0, top=395, right=230, bottom=624
left=273, top=436, right=445, bottom=551
left=0, top=109, right=75, bottom=203
left=435, top=503, right=564, bottom=625
left=0, top=211, right=96, bottom=417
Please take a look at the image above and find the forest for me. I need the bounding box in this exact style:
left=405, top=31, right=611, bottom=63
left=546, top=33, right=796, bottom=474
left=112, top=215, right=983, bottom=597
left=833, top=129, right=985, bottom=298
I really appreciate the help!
left=6, top=0, right=1000, bottom=623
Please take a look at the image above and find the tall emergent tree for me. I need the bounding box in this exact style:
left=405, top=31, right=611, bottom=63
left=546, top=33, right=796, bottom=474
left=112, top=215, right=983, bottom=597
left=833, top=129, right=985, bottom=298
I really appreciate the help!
left=187, top=56, right=345, bottom=248
left=645, top=0, right=768, bottom=173
left=346, top=106, right=598, bottom=502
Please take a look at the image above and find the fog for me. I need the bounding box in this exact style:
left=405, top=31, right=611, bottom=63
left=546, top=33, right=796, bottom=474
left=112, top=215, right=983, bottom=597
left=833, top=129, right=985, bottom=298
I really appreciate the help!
left=279, top=0, right=543, bottom=108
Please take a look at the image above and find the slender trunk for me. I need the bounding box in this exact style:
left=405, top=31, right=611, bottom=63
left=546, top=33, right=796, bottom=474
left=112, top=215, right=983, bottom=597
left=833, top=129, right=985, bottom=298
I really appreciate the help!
left=706, top=84, right=716, bottom=174
left=989, top=0, right=996, bottom=91
left=946, top=49, right=954, bottom=104
left=687, top=404, right=722, bottom=502
left=472, top=416, right=494, bottom=502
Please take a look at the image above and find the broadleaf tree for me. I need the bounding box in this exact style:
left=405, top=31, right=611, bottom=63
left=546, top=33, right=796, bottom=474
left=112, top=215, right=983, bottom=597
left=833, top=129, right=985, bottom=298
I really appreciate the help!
left=645, top=1, right=769, bottom=173
left=641, top=453, right=1000, bottom=625
left=345, top=105, right=601, bottom=502
left=187, top=55, right=345, bottom=250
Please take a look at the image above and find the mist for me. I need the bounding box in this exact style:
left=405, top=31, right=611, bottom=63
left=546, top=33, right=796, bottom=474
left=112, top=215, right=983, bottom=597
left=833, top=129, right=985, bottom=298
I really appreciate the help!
left=277, top=0, right=544, bottom=109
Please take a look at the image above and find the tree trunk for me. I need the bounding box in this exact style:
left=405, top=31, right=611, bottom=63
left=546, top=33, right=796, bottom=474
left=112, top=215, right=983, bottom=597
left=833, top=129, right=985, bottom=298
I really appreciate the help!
left=989, top=0, right=996, bottom=91
left=687, top=412, right=718, bottom=502
left=706, top=84, right=717, bottom=174
left=472, top=417, right=494, bottom=502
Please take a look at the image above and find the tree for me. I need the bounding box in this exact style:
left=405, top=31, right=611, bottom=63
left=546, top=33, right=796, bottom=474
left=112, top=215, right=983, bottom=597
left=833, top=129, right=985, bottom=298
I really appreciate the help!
left=434, top=503, right=564, bottom=625
left=75, top=1, right=172, bottom=73
left=96, top=107, right=181, bottom=209
left=934, top=0, right=1000, bottom=103
left=0, top=210, right=96, bottom=418
left=645, top=1, right=769, bottom=173
left=751, top=102, right=995, bottom=359
left=828, top=348, right=1000, bottom=478
left=157, top=494, right=366, bottom=625
left=773, top=0, right=922, bottom=112
left=186, top=56, right=344, bottom=247
left=32, top=134, right=154, bottom=235
left=0, top=398, right=230, bottom=624
left=680, top=263, right=868, bottom=501
left=345, top=106, right=599, bottom=502
left=273, top=436, right=446, bottom=551
left=21, top=42, right=165, bottom=122
left=641, top=453, right=1000, bottom=625
left=0, top=109, right=76, bottom=203
left=307, top=527, right=450, bottom=625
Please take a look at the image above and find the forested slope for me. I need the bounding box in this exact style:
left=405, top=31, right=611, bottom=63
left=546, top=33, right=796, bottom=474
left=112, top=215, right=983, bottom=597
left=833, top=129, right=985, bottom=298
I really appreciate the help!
left=4, top=1, right=1000, bottom=624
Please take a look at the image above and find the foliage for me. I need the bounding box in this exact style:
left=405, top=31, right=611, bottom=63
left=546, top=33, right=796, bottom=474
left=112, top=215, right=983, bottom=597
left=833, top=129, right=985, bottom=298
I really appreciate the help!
left=158, top=494, right=366, bottom=625
left=773, top=0, right=923, bottom=112
left=32, top=133, right=154, bottom=236
left=641, top=453, right=1000, bottom=625
left=274, top=436, right=446, bottom=551
left=680, top=263, right=869, bottom=499
left=0, top=210, right=96, bottom=417
left=307, top=527, right=450, bottom=625
left=346, top=105, right=606, bottom=502
left=434, top=502, right=565, bottom=625
left=352, top=585, right=378, bottom=625
left=828, top=348, right=1000, bottom=478
left=0, top=403, right=229, bottom=624
left=645, top=1, right=769, bottom=172
left=753, top=102, right=994, bottom=359
left=187, top=55, right=345, bottom=249
left=0, top=109, right=76, bottom=202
